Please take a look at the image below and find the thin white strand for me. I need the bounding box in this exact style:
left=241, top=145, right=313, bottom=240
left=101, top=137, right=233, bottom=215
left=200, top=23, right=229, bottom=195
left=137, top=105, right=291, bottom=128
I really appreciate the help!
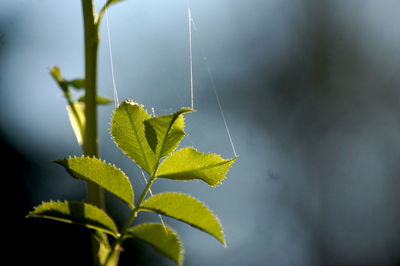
left=188, top=8, right=194, bottom=109
left=190, top=15, right=238, bottom=157
left=182, top=2, right=198, bottom=148
left=212, top=78, right=238, bottom=157
left=106, top=7, right=166, bottom=231
left=105, top=8, right=119, bottom=108
left=136, top=167, right=144, bottom=185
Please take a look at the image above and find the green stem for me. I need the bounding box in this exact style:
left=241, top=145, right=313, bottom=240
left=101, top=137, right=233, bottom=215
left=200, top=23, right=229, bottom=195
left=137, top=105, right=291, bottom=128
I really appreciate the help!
left=81, top=0, right=103, bottom=208
left=81, top=1, right=106, bottom=265
left=103, top=178, right=155, bottom=266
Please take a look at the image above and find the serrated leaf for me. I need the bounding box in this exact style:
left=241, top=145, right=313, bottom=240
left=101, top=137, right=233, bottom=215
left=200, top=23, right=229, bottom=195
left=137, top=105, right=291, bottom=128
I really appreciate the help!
left=144, top=108, right=193, bottom=160
left=111, top=100, right=156, bottom=174
left=78, top=95, right=113, bottom=105
left=26, top=201, right=118, bottom=237
left=68, top=78, right=85, bottom=90
left=66, top=101, right=85, bottom=146
left=55, top=156, right=134, bottom=208
left=156, top=147, right=235, bottom=187
left=140, top=192, right=225, bottom=246
left=127, top=223, right=183, bottom=265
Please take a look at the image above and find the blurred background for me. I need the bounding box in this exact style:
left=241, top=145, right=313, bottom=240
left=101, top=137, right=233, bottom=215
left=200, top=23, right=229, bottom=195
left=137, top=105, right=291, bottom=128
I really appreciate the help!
left=2, top=0, right=400, bottom=265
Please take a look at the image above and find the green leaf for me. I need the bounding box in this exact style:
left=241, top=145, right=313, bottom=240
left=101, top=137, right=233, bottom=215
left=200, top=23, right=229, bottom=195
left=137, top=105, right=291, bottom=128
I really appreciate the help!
left=66, top=101, right=85, bottom=146
left=49, top=66, right=63, bottom=83
left=55, top=156, right=134, bottom=208
left=156, top=147, right=235, bottom=187
left=49, top=65, right=68, bottom=92
left=26, top=201, right=118, bottom=237
left=78, top=95, right=113, bottom=105
left=111, top=100, right=156, bottom=174
left=140, top=192, right=225, bottom=246
left=127, top=223, right=183, bottom=265
left=49, top=66, right=84, bottom=91
left=68, top=78, right=85, bottom=90
left=144, top=108, right=193, bottom=160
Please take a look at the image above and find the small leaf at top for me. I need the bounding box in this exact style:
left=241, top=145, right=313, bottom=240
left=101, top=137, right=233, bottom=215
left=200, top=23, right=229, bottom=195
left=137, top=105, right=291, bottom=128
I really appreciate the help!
left=49, top=65, right=68, bottom=92
left=78, top=95, right=113, bottom=105
left=111, top=100, right=156, bottom=174
left=26, top=201, right=118, bottom=237
left=140, top=192, right=225, bottom=246
left=55, top=156, right=134, bottom=208
left=156, top=147, right=235, bottom=187
left=144, top=108, right=193, bottom=160
left=68, top=78, right=85, bottom=90
left=66, top=101, right=85, bottom=146
left=49, top=66, right=63, bottom=83
left=126, top=223, right=183, bottom=265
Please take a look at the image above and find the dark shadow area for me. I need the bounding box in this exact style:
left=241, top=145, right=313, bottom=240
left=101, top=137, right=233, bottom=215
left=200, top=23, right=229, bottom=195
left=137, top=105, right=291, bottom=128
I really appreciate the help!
left=1, top=132, right=93, bottom=266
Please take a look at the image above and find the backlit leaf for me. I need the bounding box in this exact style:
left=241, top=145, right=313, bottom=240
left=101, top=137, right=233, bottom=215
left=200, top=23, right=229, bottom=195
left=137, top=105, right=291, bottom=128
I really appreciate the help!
left=26, top=201, right=118, bottom=237
left=127, top=223, right=183, bottom=265
left=66, top=101, right=85, bottom=146
left=55, top=156, right=134, bottom=208
left=156, top=147, right=235, bottom=186
left=49, top=65, right=68, bottom=92
left=68, top=78, right=85, bottom=90
left=144, top=108, right=193, bottom=160
left=49, top=66, right=63, bottom=83
left=140, top=192, right=225, bottom=246
left=111, top=100, right=156, bottom=174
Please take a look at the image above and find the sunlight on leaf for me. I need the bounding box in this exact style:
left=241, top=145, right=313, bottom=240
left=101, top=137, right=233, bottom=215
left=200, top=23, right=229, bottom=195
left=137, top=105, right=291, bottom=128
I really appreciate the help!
left=66, top=102, right=85, bottom=146
left=111, top=100, right=156, bottom=174
left=55, top=156, right=134, bottom=208
left=156, top=147, right=235, bottom=186
left=27, top=201, right=118, bottom=237
left=140, top=192, right=225, bottom=246
left=144, top=108, right=193, bottom=160
left=127, top=223, right=184, bottom=265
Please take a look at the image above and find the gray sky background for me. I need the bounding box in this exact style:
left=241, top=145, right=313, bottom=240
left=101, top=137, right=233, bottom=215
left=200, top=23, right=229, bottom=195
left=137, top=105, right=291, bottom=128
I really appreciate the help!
left=2, top=1, right=400, bottom=265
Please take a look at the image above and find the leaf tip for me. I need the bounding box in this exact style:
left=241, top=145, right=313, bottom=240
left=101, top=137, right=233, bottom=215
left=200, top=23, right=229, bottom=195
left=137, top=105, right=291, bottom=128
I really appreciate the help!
left=179, top=107, right=196, bottom=114
left=123, top=98, right=140, bottom=106
left=53, top=158, right=67, bottom=166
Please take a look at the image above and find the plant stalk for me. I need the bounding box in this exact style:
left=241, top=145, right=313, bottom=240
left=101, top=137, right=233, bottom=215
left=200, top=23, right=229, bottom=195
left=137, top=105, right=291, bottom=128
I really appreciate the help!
left=103, top=178, right=155, bottom=266
left=81, top=0, right=104, bottom=207
left=81, top=0, right=106, bottom=265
